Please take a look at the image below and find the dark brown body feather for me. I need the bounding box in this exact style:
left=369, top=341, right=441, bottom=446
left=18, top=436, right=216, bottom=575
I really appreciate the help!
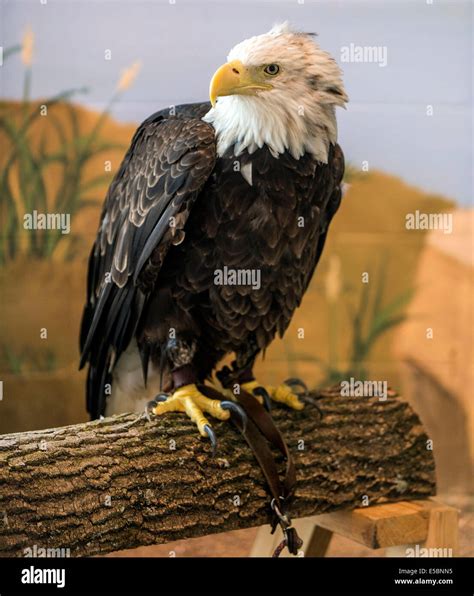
left=80, top=102, right=344, bottom=418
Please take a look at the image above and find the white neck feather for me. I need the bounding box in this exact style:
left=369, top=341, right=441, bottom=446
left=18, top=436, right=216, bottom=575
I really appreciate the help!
left=203, top=93, right=338, bottom=163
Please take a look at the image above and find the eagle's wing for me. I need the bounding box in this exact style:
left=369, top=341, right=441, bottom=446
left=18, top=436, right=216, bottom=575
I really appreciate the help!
left=80, top=105, right=216, bottom=418
left=303, top=142, right=345, bottom=291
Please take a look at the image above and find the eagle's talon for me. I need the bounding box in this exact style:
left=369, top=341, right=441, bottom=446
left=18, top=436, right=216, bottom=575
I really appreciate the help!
left=252, top=386, right=272, bottom=412
left=204, top=424, right=217, bottom=455
left=273, top=383, right=305, bottom=410
left=241, top=380, right=305, bottom=411
left=146, top=399, right=158, bottom=413
left=146, top=393, right=168, bottom=416
left=299, top=395, right=323, bottom=420
left=151, top=383, right=231, bottom=448
left=283, top=378, right=309, bottom=397
left=221, top=401, right=248, bottom=432
left=283, top=379, right=321, bottom=416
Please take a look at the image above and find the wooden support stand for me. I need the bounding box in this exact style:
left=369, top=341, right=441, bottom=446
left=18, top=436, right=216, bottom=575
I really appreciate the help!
left=250, top=499, right=459, bottom=557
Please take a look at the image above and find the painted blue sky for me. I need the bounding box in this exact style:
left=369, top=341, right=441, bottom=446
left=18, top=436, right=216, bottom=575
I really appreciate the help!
left=0, top=0, right=472, bottom=204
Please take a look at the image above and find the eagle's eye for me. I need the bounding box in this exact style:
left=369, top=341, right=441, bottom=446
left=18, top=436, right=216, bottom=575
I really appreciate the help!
left=263, top=64, right=280, bottom=76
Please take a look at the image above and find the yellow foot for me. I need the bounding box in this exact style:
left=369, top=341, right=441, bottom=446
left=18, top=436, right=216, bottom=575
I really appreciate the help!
left=241, top=380, right=305, bottom=411
left=150, top=384, right=245, bottom=448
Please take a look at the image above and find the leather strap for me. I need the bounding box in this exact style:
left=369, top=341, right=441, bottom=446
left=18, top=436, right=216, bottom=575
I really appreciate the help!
left=236, top=390, right=302, bottom=556
left=201, top=382, right=302, bottom=556
left=171, top=364, right=196, bottom=389
left=235, top=389, right=296, bottom=500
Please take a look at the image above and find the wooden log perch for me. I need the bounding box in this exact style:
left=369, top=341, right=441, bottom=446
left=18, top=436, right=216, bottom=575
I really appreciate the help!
left=0, top=388, right=435, bottom=557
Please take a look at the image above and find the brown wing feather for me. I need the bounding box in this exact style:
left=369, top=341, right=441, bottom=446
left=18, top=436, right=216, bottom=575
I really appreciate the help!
left=80, top=105, right=215, bottom=417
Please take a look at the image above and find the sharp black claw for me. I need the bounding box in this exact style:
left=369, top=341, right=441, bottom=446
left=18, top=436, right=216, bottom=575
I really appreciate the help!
left=253, top=386, right=272, bottom=412
left=284, top=377, right=309, bottom=397
left=221, top=400, right=248, bottom=432
left=146, top=400, right=157, bottom=415
left=146, top=393, right=169, bottom=417
left=300, top=395, right=323, bottom=420
left=204, top=424, right=217, bottom=455
left=147, top=392, right=170, bottom=415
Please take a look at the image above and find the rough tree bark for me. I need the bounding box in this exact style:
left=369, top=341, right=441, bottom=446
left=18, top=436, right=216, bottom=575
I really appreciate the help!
left=0, top=388, right=435, bottom=557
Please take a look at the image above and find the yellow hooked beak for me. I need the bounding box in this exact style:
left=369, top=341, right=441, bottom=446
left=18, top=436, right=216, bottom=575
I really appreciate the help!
left=209, top=60, right=272, bottom=107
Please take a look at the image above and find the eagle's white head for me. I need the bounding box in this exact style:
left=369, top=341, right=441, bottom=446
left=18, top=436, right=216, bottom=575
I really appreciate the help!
left=203, top=22, right=348, bottom=163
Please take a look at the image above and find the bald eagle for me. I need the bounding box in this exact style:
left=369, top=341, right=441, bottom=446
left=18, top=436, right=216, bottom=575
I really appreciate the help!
left=80, top=23, right=348, bottom=443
